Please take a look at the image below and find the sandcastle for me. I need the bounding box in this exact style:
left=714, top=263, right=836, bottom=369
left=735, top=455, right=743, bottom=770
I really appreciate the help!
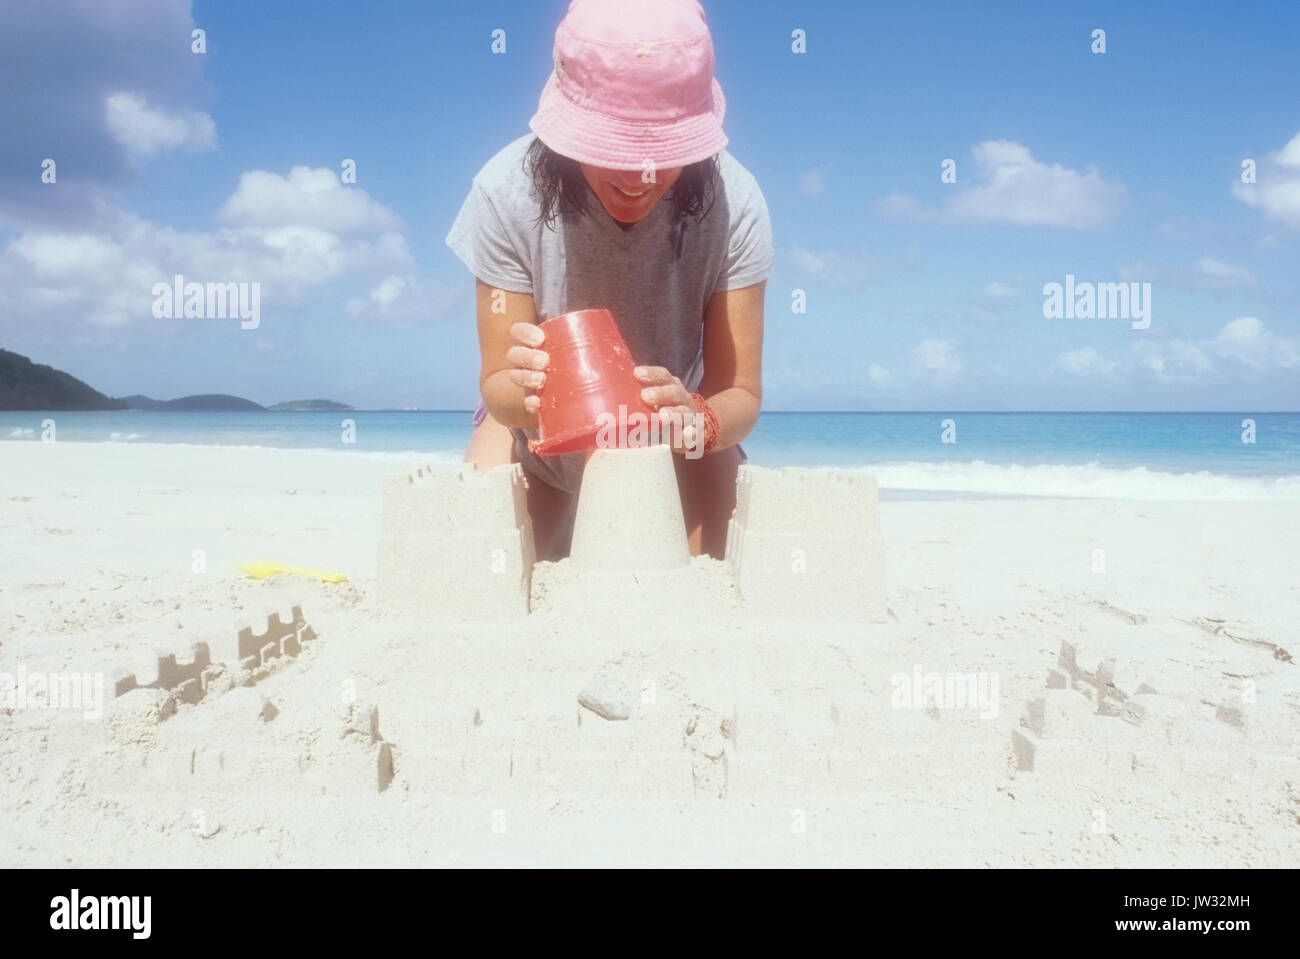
left=1010, top=634, right=1264, bottom=779
left=377, top=464, right=535, bottom=619
left=727, top=465, right=887, bottom=622
left=376, top=446, right=888, bottom=622
left=368, top=449, right=888, bottom=801
left=97, top=603, right=397, bottom=797
left=568, top=444, right=691, bottom=572
left=106, top=604, right=320, bottom=720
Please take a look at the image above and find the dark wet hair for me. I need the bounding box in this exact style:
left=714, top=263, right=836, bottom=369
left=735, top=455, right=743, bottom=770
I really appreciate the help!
left=525, top=137, right=718, bottom=229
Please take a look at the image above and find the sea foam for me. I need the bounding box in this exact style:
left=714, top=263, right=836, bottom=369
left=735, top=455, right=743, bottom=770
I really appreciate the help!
left=850, top=460, right=1300, bottom=501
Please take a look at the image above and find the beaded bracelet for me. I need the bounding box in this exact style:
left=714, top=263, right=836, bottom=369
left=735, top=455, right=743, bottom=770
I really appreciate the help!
left=689, top=392, right=721, bottom=455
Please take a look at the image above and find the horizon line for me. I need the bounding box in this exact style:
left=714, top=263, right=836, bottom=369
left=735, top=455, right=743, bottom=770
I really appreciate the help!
left=85, top=407, right=1300, bottom=415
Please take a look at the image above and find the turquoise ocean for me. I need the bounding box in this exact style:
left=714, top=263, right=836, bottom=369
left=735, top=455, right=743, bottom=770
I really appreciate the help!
left=3, top=410, right=1298, bottom=500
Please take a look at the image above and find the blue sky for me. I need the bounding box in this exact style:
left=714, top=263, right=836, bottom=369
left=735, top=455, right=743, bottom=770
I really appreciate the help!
left=1, top=0, right=1297, bottom=410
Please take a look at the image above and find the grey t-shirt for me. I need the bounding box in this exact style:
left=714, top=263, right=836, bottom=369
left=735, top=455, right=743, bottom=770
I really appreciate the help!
left=445, top=133, right=773, bottom=493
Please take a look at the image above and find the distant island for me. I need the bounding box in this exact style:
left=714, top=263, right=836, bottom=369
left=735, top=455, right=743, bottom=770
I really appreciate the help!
left=119, top=394, right=266, bottom=412
left=0, top=349, right=127, bottom=410
left=0, top=348, right=352, bottom=412
left=267, top=399, right=355, bottom=412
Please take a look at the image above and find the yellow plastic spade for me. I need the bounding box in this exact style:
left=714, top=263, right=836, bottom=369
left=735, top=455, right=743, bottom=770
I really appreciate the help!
left=235, top=561, right=348, bottom=583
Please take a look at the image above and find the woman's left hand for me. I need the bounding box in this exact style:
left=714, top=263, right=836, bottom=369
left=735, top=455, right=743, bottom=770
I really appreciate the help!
left=633, top=366, right=700, bottom=453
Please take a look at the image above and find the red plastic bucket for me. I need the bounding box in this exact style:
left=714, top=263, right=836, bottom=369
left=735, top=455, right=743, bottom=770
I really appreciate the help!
left=528, top=309, right=657, bottom=456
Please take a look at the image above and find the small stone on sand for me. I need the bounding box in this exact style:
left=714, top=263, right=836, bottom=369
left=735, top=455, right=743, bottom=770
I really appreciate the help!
left=578, top=677, right=633, bottom=721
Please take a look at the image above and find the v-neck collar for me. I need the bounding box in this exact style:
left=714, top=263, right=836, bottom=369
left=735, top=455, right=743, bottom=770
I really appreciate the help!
left=593, top=195, right=670, bottom=248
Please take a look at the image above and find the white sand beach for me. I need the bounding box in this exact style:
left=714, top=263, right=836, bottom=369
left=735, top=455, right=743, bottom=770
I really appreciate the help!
left=1, top=440, right=1297, bottom=866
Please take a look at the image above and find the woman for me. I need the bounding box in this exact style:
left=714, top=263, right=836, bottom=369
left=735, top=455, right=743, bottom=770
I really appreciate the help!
left=447, top=0, right=772, bottom=561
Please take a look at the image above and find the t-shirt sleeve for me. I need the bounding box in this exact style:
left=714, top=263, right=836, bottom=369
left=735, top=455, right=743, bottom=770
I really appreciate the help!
left=714, top=176, right=774, bottom=294
left=445, top=179, right=534, bottom=294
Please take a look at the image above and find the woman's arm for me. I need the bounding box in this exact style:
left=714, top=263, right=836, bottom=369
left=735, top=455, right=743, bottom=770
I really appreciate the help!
left=475, top=278, right=546, bottom=430
left=485, top=276, right=766, bottom=447
left=697, top=280, right=765, bottom=450
left=634, top=280, right=765, bottom=454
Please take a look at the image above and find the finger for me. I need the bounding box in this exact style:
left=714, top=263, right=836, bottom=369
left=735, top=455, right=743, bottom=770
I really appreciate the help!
left=656, top=405, right=694, bottom=449
left=641, top=384, right=690, bottom=408
left=508, top=368, right=546, bottom=390
left=656, top=403, right=694, bottom=425
left=506, top=345, right=550, bottom=371
left=523, top=395, right=540, bottom=414
left=632, top=365, right=674, bottom=385
left=511, top=323, right=545, bottom=347
left=680, top=423, right=699, bottom=453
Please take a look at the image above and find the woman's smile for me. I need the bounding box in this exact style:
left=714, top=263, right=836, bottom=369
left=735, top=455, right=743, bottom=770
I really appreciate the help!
left=581, top=164, right=683, bottom=223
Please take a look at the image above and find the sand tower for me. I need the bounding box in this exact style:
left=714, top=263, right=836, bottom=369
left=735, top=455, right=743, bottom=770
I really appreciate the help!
left=568, top=445, right=690, bottom=572
left=377, top=463, right=534, bottom=619
left=377, top=450, right=888, bottom=624
left=726, top=466, right=887, bottom=622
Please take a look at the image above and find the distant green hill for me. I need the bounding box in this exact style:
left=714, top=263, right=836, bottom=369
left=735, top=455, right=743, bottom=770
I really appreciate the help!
left=1, top=349, right=346, bottom=413
left=119, top=394, right=265, bottom=412
left=0, top=349, right=128, bottom=410
left=267, top=399, right=354, bottom=411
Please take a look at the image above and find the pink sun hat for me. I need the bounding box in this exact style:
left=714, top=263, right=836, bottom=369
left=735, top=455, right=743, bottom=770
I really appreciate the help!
left=529, top=0, right=728, bottom=171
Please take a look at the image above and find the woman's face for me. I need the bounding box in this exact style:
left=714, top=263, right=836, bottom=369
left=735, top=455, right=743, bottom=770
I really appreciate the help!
left=580, top=163, right=683, bottom=224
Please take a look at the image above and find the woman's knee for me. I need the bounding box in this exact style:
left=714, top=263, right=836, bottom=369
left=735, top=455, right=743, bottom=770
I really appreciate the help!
left=463, top=413, right=515, bottom=469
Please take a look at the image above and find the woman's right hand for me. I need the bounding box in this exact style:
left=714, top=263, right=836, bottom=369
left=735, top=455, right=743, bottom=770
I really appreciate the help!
left=505, top=322, right=549, bottom=414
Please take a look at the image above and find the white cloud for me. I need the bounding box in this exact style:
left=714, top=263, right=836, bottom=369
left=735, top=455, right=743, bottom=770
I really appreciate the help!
left=799, top=166, right=828, bottom=197
left=1053, top=317, right=1298, bottom=382
left=346, top=275, right=408, bottom=321
left=1, top=0, right=211, bottom=229
left=217, top=166, right=403, bottom=233
left=104, top=92, right=216, bottom=158
left=1217, top=315, right=1264, bottom=346
left=1168, top=339, right=1213, bottom=374
left=345, top=273, right=461, bottom=328
left=879, top=140, right=1127, bottom=230
left=964, top=306, right=1002, bottom=324
left=1231, top=131, right=1300, bottom=227
left=766, top=342, right=952, bottom=395
left=867, top=363, right=893, bottom=387
left=912, top=339, right=962, bottom=380
left=1193, top=256, right=1255, bottom=286
left=8, top=230, right=157, bottom=327
left=370, top=276, right=407, bottom=309
left=963, top=278, right=1029, bottom=325
left=983, top=281, right=1022, bottom=298
left=1124, top=338, right=1216, bottom=382
left=1055, top=346, right=1119, bottom=377
left=1119, top=256, right=1256, bottom=293
left=11, top=233, right=124, bottom=279
left=787, top=245, right=905, bottom=289
left=0, top=3, right=461, bottom=357
left=0, top=187, right=422, bottom=331
left=1214, top=316, right=1299, bottom=368
left=875, top=192, right=922, bottom=219
left=788, top=247, right=827, bottom=274
left=256, top=226, right=346, bottom=284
